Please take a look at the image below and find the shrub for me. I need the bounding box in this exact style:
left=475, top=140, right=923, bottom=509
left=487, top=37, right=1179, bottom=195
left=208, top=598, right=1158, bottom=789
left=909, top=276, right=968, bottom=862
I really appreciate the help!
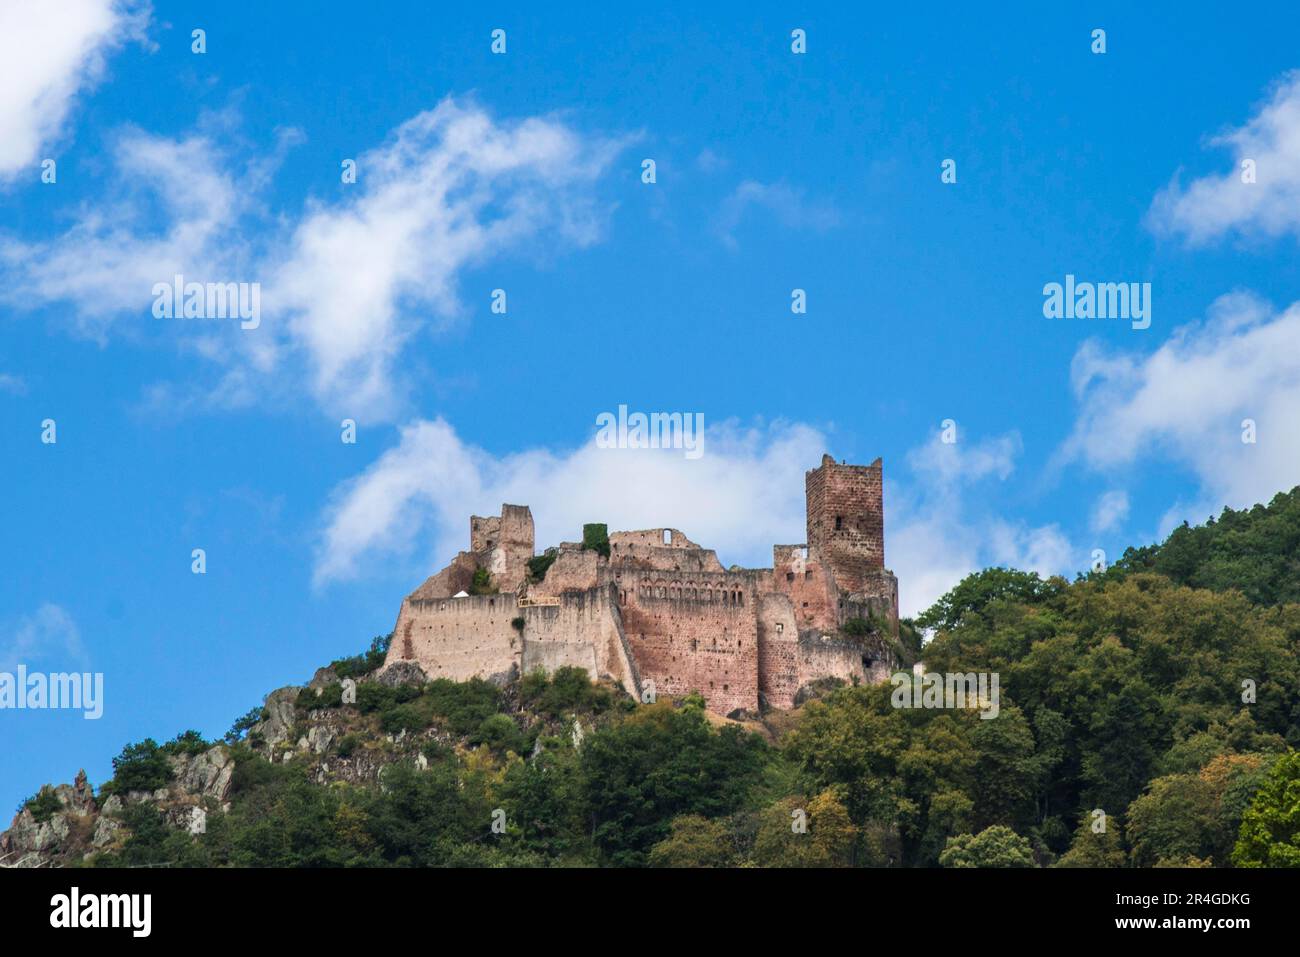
left=469, top=567, right=496, bottom=595
left=106, top=739, right=173, bottom=794
left=527, top=548, right=558, bottom=583
left=336, top=733, right=362, bottom=758
left=356, top=682, right=420, bottom=714
left=160, top=730, right=208, bottom=757
left=581, top=523, right=610, bottom=558
left=381, top=701, right=435, bottom=735
left=298, top=682, right=344, bottom=712
left=523, top=666, right=613, bottom=717
left=473, top=713, right=527, bottom=755
left=21, top=786, right=63, bottom=824
left=511, top=616, right=525, bottom=632
left=331, top=634, right=393, bottom=679
left=225, top=707, right=267, bottom=744
left=423, top=678, right=503, bottom=736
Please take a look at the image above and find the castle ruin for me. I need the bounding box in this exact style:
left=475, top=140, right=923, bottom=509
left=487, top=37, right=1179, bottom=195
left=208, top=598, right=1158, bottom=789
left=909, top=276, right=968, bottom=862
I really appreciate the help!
left=381, top=454, right=900, bottom=716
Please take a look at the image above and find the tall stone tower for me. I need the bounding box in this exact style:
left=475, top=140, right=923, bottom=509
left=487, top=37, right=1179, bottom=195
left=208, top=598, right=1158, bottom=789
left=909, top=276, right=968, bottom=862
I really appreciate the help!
left=805, top=454, right=885, bottom=596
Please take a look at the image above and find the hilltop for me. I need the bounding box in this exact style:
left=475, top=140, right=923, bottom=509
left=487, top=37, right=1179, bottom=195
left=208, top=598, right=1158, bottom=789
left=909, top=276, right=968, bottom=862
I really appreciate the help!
left=6, top=488, right=1300, bottom=868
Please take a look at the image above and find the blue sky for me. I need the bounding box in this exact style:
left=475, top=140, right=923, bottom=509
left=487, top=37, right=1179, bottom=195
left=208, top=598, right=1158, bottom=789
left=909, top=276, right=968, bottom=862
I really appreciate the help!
left=4, top=0, right=1300, bottom=812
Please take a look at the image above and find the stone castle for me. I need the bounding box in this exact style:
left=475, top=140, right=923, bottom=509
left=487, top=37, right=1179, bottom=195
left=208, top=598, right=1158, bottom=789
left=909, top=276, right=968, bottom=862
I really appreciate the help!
left=380, top=454, right=900, bottom=716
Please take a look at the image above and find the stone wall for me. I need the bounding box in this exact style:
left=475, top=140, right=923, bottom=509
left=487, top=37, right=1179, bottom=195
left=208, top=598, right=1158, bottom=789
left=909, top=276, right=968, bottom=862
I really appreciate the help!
left=521, top=584, right=639, bottom=696
left=756, top=592, right=801, bottom=709
left=618, top=569, right=762, bottom=716
left=388, top=593, right=521, bottom=684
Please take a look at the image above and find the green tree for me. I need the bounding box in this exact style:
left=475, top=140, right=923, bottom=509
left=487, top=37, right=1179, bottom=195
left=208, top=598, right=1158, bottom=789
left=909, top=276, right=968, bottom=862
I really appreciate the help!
left=1233, top=751, right=1300, bottom=867
left=649, top=816, right=735, bottom=867
left=939, top=825, right=1036, bottom=868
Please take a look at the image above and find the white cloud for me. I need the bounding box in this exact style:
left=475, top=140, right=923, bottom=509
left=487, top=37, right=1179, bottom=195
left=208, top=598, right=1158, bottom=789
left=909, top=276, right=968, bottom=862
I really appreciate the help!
left=269, top=99, right=625, bottom=414
left=1149, top=71, right=1300, bottom=244
left=0, top=99, right=625, bottom=416
left=317, top=417, right=1075, bottom=618
left=0, top=0, right=148, bottom=181
left=0, top=372, right=27, bottom=395
left=1, top=121, right=270, bottom=341
left=716, top=180, right=839, bottom=248
left=1062, top=291, right=1300, bottom=516
left=1090, top=489, right=1130, bottom=533
left=887, top=432, right=1074, bottom=616
left=0, top=603, right=86, bottom=672
left=315, top=417, right=825, bottom=586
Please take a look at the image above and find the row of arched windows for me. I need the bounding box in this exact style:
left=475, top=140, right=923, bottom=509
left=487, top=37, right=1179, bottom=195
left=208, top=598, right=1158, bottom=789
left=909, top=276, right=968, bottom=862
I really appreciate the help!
left=636, top=579, right=745, bottom=605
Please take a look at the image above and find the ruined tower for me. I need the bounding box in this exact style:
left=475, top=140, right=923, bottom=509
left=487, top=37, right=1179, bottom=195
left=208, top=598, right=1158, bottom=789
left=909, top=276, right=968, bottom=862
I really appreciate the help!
left=805, top=454, right=885, bottom=596
left=470, top=504, right=534, bottom=593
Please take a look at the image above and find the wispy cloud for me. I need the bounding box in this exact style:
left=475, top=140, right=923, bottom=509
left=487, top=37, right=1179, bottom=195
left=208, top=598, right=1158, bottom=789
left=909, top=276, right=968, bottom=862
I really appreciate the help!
left=0, top=98, right=627, bottom=419
left=0, top=603, right=86, bottom=672
left=1061, top=291, right=1300, bottom=531
left=0, top=0, right=149, bottom=182
left=1149, top=70, right=1300, bottom=245
left=1090, top=489, right=1130, bottom=534
left=315, top=415, right=1073, bottom=616
left=889, top=431, right=1073, bottom=616
left=0, top=373, right=27, bottom=395
left=715, top=179, right=840, bottom=248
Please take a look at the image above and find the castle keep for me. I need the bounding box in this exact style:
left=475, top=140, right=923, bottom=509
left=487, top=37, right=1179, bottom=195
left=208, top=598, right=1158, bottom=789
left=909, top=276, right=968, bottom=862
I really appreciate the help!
left=381, top=455, right=900, bottom=716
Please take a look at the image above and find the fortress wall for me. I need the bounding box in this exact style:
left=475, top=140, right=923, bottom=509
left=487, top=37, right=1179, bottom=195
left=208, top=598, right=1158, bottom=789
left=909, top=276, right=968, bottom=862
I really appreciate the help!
left=521, top=585, right=639, bottom=696
left=618, top=569, right=762, bottom=715
left=386, top=593, right=521, bottom=683
left=797, top=632, right=872, bottom=690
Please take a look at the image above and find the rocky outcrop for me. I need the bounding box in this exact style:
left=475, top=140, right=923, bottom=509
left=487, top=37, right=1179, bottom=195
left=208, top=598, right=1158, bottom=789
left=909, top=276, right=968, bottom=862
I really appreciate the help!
left=255, top=687, right=301, bottom=748
left=171, top=747, right=234, bottom=803
left=374, top=660, right=426, bottom=688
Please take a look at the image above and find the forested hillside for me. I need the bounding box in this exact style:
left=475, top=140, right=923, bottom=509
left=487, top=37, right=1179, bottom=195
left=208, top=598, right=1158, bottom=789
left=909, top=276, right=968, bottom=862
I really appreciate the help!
left=8, top=490, right=1300, bottom=868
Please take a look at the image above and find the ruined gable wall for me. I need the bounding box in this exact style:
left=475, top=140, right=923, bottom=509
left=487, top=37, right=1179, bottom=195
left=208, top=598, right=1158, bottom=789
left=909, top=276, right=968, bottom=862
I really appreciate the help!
left=610, top=528, right=700, bottom=549
left=539, top=546, right=605, bottom=594
left=841, top=572, right=899, bottom=631
left=770, top=544, right=839, bottom=634
left=618, top=569, right=761, bottom=715
left=407, top=551, right=480, bottom=601
left=610, top=544, right=725, bottom=575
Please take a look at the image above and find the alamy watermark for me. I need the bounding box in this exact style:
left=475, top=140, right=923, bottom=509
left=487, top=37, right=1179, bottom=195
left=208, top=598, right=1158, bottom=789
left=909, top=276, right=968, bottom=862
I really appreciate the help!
left=152, top=274, right=261, bottom=330
left=890, top=670, right=999, bottom=719
left=1042, top=274, right=1150, bottom=330
left=0, top=666, right=103, bottom=719
left=595, top=405, right=704, bottom=460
